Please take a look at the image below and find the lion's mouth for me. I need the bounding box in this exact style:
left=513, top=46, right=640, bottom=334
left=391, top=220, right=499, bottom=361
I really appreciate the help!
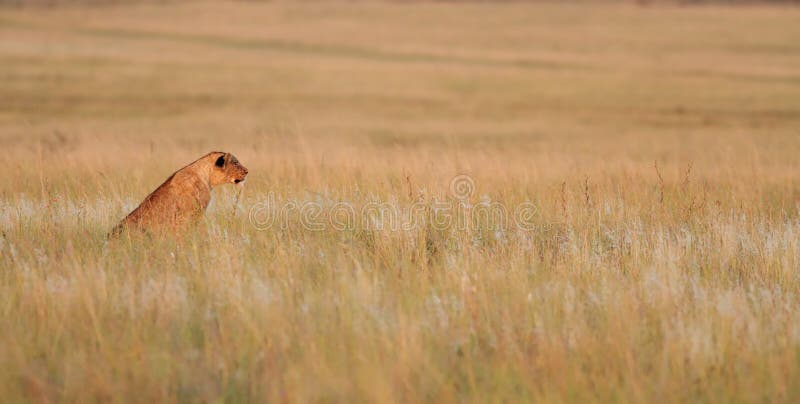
left=234, top=179, right=244, bottom=184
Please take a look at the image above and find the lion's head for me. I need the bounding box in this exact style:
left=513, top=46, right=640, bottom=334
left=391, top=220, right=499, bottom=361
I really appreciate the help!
left=209, top=152, right=248, bottom=185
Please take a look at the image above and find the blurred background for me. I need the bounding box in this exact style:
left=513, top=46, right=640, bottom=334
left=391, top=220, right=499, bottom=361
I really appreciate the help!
left=2, top=0, right=799, bottom=197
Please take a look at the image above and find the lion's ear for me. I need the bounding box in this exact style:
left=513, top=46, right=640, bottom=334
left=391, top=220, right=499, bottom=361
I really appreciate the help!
left=215, top=155, right=225, bottom=167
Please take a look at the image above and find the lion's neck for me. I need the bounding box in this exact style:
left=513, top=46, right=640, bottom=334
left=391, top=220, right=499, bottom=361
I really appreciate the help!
left=181, top=158, right=214, bottom=188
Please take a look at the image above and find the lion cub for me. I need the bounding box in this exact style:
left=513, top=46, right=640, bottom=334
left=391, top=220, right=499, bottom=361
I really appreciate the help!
left=112, top=151, right=248, bottom=235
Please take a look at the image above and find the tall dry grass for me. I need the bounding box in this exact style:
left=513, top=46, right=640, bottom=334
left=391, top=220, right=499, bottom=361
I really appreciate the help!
left=1, top=1, right=800, bottom=402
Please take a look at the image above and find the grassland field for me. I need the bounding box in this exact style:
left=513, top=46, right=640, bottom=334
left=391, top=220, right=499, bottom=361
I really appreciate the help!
left=1, top=1, right=800, bottom=402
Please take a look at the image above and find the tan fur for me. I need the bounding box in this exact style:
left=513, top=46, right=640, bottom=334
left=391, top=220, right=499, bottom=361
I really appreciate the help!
left=112, top=151, right=248, bottom=235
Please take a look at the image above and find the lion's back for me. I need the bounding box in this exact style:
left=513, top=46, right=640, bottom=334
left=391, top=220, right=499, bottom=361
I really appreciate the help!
left=112, top=170, right=211, bottom=235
